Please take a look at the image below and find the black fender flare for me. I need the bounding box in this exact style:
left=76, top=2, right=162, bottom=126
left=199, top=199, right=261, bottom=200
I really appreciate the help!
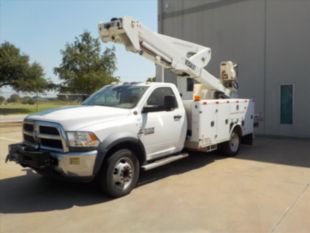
left=93, top=133, right=146, bottom=176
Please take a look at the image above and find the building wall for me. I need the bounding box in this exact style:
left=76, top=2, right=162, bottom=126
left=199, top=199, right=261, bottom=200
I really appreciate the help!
left=157, top=0, right=310, bottom=138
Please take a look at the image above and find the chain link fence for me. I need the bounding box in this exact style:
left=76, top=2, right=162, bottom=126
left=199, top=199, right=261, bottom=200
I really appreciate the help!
left=0, top=90, right=88, bottom=115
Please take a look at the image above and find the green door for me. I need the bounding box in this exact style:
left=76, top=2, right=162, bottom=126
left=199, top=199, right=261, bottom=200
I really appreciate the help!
left=280, top=85, right=293, bottom=124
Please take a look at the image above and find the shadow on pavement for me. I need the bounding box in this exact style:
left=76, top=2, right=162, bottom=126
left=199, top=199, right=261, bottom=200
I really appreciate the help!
left=0, top=152, right=217, bottom=214
left=2, top=136, right=308, bottom=214
left=138, top=151, right=217, bottom=186
left=0, top=169, right=109, bottom=214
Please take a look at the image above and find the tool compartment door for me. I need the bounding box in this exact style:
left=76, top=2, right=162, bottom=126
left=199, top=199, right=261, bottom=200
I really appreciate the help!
left=186, top=100, right=245, bottom=149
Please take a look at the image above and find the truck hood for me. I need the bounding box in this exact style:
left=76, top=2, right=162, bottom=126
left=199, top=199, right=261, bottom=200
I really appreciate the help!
left=26, top=105, right=131, bottom=131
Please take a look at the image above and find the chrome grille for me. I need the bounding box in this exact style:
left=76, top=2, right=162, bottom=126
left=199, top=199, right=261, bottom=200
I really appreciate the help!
left=23, top=121, right=68, bottom=152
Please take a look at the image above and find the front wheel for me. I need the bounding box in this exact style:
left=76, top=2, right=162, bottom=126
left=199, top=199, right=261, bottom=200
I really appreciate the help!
left=99, top=149, right=140, bottom=198
left=222, top=130, right=240, bottom=156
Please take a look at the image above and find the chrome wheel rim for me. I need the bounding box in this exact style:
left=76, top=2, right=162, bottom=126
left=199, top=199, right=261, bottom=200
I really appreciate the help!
left=112, top=157, right=134, bottom=191
left=230, top=132, right=240, bottom=153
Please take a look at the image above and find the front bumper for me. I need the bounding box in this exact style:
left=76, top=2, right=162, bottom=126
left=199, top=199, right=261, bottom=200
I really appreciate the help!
left=6, top=143, right=97, bottom=179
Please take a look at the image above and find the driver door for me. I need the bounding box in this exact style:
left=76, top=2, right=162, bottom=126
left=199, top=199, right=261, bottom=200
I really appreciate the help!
left=139, top=87, right=186, bottom=160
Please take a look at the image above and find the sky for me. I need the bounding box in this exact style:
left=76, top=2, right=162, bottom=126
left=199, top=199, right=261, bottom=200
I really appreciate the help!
left=0, top=0, right=157, bottom=96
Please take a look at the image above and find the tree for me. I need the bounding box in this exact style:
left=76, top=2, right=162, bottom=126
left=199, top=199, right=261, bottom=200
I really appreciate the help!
left=7, top=94, right=21, bottom=103
left=0, top=42, right=50, bottom=92
left=54, top=32, right=119, bottom=95
left=0, top=96, right=5, bottom=105
left=146, top=77, right=156, bottom=82
left=21, top=96, right=35, bottom=105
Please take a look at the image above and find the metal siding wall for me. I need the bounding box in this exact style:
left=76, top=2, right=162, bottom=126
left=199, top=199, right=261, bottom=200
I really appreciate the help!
left=158, top=0, right=310, bottom=137
left=265, top=0, right=310, bottom=137
left=181, top=0, right=266, bottom=135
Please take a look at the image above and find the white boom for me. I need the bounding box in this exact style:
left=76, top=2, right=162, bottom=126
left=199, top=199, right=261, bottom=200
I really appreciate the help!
left=98, top=16, right=238, bottom=98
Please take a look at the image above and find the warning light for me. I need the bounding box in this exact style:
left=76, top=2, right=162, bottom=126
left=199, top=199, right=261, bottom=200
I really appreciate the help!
left=194, top=95, right=201, bottom=101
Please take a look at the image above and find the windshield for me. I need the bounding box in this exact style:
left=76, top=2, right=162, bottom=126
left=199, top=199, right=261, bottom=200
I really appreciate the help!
left=83, top=85, right=149, bottom=109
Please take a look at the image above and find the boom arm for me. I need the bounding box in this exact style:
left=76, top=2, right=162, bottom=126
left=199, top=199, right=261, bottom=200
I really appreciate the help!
left=98, top=16, right=236, bottom=98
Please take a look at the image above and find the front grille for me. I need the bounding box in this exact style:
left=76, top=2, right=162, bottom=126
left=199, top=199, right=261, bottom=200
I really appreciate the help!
left=39, top=126, right=59, bottom=135
left=23, top=123, right=34, bottom=132
left=23, top=121, right=67, bottom=152
left=24, top=134, right=35, bottom=144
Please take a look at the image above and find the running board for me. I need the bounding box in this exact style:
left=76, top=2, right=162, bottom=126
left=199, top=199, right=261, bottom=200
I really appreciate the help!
left=142, top=153, right=189, bottom=171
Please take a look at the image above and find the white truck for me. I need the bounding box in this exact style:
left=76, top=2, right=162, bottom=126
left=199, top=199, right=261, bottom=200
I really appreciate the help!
left=6, top=17, right=254, bottom=197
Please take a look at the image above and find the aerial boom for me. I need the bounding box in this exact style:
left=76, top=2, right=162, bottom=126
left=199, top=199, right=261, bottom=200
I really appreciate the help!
left=98, top=16, right=237, bottom=98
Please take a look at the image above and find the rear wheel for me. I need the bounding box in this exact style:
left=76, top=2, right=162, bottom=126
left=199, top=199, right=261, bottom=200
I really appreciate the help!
left=99, top=149, right=140, bottom=198
left=222, top=130, right=240, bottom=156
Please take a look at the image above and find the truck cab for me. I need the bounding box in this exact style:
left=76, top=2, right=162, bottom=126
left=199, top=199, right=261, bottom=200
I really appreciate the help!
left=81, top=82, right=187, bottom=160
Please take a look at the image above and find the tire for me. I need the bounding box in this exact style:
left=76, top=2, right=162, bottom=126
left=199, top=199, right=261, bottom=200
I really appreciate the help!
left=99, top=149, right=140, bottom=198
left=222, top=130, right=241, bottom=156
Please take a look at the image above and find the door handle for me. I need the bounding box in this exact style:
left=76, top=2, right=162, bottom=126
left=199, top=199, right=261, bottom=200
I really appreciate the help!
left=174, top=115, right=182, bottom=121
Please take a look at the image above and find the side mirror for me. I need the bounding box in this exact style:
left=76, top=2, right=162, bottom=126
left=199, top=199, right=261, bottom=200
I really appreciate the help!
left=164, top=95, right=177, bottom=111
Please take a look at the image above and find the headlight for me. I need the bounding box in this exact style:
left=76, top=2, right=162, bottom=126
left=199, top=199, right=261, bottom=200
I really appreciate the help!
left=67, top=131, right=99, bottom=147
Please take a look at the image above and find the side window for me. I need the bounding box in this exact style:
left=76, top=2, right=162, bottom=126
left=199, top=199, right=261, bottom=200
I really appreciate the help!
left=146, top=87, right=178, bottom=111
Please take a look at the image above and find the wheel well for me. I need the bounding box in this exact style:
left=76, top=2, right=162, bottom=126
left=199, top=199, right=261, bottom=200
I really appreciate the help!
left=104, top=141, right=146, bottom=166
left=231, top=124, right=242, bottom=137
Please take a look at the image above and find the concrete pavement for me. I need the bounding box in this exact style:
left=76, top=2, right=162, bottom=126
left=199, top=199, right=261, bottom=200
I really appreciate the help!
left=0, top=114, right=26, bottom=123
left=0, top=124, right=309, bottom=233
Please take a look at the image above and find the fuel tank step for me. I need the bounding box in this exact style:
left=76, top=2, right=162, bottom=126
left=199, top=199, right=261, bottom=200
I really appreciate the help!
left=142, top=153, right=189, bottom=171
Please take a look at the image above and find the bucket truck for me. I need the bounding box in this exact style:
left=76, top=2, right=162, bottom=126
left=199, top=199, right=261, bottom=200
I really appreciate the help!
left=6, top=17, right=254, bottom=197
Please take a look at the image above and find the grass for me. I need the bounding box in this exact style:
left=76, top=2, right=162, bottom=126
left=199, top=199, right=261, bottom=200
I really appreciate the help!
left=0, top=101, right=79, bottom=115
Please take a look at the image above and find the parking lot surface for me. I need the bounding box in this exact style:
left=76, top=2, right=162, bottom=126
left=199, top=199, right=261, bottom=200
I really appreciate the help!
left=0, top=124, right=309, bottom=233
